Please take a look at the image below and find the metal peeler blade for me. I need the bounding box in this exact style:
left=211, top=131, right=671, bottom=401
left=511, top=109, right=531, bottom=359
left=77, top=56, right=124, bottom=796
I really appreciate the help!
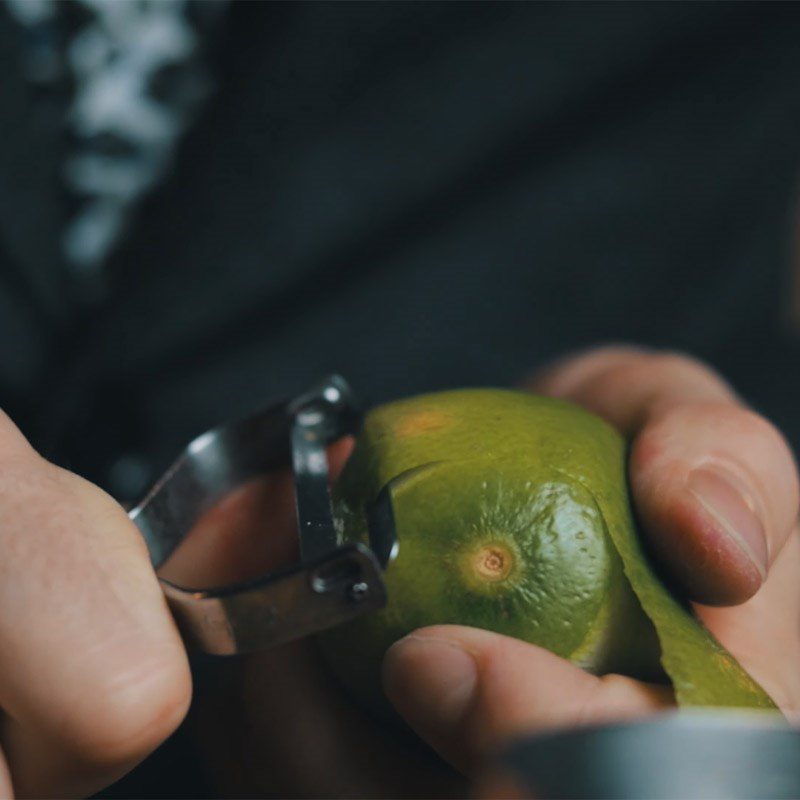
left=128, top=375, right=397, bottom=655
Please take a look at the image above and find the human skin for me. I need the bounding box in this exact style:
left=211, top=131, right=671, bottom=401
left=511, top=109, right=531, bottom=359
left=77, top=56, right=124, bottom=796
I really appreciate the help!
left=0, top=346, right=797, bottom=798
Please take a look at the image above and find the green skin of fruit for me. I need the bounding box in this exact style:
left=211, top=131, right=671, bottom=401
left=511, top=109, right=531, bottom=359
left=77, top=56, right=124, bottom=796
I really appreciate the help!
left=318, top=389, right=777, bottom=719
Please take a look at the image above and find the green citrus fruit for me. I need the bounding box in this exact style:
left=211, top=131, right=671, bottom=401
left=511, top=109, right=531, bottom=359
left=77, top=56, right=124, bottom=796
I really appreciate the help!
left=318, top=388, right=776, bottom=717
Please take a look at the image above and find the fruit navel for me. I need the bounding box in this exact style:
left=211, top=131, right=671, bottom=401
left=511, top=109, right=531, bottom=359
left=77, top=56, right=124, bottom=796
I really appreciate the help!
left=458, top=541, right=516, bottom=591
left=473, top=545, right=512, bottom=581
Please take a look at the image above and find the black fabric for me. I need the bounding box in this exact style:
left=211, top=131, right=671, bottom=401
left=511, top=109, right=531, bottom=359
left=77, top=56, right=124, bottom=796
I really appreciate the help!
left=1, top=3, right=800, bottom=796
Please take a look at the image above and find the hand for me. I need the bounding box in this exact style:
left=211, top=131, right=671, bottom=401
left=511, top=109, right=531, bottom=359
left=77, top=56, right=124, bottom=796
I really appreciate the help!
left=0, top=410, right=191, bottom=798
left=193, top=346, right=800, bottom=798
left=381, top=346, right=800, bottom=793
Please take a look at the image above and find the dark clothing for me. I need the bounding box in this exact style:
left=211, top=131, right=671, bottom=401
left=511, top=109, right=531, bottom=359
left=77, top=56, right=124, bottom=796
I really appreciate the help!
left=2, top=3, right=800, bottom=796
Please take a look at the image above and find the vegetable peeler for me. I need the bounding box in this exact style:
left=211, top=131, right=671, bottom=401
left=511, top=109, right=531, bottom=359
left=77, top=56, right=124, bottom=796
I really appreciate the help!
left=128, top=375, right=397, bottom=656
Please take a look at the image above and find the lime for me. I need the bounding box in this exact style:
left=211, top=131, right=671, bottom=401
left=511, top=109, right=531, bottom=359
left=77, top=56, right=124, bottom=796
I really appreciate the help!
left=318, top=389, right=776, bottom=716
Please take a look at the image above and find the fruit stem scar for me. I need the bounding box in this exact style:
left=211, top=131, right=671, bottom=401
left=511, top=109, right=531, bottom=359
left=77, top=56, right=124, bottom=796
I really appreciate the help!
left=472, top=544, right=513, bottom=582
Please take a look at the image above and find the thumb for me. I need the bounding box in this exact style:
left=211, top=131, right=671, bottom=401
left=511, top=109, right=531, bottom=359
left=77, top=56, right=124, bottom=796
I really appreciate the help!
left=382, top=625, right=671, bottom=775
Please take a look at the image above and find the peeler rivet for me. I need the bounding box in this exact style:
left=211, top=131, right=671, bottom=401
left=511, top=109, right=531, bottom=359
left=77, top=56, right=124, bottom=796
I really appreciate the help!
left=348, top=581, right=369, bottom=603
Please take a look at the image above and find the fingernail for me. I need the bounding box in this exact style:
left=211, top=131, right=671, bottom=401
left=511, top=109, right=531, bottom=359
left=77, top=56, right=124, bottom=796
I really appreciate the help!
left=383, top=634, right=478, bottom=736
left=687, top=464, right=768, bottom=580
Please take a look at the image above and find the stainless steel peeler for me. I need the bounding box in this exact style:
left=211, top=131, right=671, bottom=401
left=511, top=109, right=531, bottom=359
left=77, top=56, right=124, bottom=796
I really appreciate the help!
left=128, top=375, right=397, bottom=656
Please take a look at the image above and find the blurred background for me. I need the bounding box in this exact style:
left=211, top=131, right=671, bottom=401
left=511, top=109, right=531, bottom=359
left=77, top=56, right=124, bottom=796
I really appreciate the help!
left=1, top=1, right=800, bottom=795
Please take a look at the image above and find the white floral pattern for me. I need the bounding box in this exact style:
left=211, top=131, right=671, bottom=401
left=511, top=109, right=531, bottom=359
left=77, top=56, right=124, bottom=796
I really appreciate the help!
left=5, top=0, right=225, bottom=292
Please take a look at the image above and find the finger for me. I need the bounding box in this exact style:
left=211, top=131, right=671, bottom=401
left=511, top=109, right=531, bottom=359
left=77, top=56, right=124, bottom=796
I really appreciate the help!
left=530, top=347, right=800, bottom=605
left=383, top=625, right=672, bottom=776
left=0, top=416, right=191, bottom=798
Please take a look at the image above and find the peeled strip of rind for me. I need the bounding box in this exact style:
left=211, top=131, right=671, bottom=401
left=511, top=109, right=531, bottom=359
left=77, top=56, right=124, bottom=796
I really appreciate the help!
left=578, top=432, right=777, bottom=710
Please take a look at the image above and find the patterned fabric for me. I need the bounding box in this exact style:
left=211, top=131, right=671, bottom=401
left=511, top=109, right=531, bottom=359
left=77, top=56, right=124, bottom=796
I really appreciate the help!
left=4, top=0, right=226, bottom=297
